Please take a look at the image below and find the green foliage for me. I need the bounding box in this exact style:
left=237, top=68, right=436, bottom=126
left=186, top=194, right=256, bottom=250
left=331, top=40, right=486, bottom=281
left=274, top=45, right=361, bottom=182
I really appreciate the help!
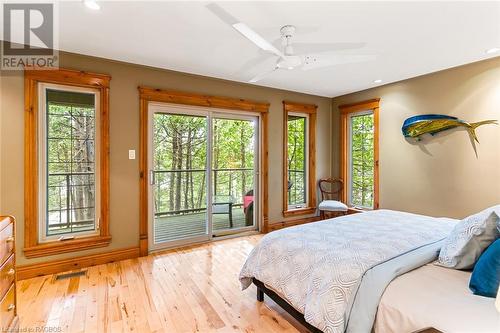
left=153, top=115, right=255, bottom=215
left=287, top=116, right=306, bottom=205
left=46, top=95, right=96, bottom=235
left=350, top=113, right=374, bottom=208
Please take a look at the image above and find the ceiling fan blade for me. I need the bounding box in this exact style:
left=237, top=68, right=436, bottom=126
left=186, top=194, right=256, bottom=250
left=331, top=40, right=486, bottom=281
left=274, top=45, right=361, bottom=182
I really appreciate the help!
left=232, top=23, right=285, bottom=59
left=249, top=67, right=278, bottom=83
left=206, top=3, right=285, bottom=59
left=206, top=2, right=238, bottom=25
left=302, top=53, right=376, bottom=70
left=292, top=42, right=366, bottom=53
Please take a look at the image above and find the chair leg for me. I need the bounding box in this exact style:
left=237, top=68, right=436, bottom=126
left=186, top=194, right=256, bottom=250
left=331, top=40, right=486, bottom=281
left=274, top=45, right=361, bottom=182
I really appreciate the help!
left=320, top=210, right=325, bottom=220
left=229, top=203, right=233, bottom=228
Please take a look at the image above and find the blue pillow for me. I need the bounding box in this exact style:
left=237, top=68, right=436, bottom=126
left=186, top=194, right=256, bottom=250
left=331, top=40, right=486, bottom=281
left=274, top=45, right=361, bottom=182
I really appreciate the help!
left=469, top=238, right=500, bottom=297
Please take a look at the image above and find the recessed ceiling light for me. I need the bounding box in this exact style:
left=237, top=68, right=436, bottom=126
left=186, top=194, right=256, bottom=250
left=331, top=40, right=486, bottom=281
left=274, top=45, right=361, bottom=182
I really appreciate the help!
left=373, top=79, right=382, bottom=84
left=83, top=0, right=100, bottom=10
left=486, top=47, right=500, bottom=54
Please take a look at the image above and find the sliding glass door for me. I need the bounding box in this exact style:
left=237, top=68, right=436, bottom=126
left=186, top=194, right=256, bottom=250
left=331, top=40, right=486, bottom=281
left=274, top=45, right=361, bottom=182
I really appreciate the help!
left=149, top=105, right=259, bottom=250
left=212, top=115, right=257, bottom=236
left=151, top=112, right=209, bottom=246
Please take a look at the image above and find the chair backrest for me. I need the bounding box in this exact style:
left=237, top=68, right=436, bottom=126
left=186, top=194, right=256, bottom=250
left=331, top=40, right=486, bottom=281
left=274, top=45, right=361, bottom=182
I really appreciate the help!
left=318, top=178, right=344, bottom=202
left=213, top=195, right=233, bottom=204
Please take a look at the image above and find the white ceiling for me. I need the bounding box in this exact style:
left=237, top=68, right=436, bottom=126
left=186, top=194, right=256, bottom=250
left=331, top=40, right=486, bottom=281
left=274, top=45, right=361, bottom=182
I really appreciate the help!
left=52, top=1, right=500, bottom=96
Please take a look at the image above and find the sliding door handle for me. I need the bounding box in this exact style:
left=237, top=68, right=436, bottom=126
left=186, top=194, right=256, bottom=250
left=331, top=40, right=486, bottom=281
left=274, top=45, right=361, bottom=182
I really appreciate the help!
left=150, top=170, right=156, bottom=185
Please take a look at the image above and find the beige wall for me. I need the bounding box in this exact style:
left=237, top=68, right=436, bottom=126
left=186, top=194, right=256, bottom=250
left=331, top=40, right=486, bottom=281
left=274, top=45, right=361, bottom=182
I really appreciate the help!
left=0, top=52, right=332, bottom=265
left=5, top=51, right=498, bottom=266
left=332, top=57, right=500, bottom=219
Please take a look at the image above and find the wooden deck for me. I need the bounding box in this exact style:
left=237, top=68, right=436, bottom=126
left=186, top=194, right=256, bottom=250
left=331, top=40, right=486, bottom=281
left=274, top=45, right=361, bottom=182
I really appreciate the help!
left=154, top=208, right=250, bottom=243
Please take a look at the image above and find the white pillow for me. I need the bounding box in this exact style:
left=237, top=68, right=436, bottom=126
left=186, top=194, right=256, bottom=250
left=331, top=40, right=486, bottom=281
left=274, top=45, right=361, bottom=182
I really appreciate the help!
left=438, top=206, right=500, bottom=269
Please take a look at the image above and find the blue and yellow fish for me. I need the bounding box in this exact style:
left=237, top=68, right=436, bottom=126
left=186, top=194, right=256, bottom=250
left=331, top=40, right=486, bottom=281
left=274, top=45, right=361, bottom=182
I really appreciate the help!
left=402, top=114, right=497, bottom=142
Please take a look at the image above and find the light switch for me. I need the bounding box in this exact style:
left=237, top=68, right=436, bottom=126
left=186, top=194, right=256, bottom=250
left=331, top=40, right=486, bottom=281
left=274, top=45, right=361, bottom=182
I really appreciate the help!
left=128, top=150, right=136, bottom=160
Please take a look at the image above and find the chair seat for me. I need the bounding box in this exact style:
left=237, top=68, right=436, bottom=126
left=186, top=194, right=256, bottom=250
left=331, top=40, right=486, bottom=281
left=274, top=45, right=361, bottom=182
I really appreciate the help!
left=318, top=200, right=348, bottom=212
left=212, top=202, right=231, bottom=214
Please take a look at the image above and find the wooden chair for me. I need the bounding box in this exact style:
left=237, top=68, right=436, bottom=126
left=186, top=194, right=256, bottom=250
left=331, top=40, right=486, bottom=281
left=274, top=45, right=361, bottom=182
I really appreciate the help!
left=318, top=178, right=348, bottom=219
left=213, top=195, right=234, bottom=228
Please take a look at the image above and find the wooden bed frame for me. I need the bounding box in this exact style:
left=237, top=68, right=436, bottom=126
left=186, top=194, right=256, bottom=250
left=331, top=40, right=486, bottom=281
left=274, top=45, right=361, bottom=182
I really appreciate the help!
left=253, top=278, right=322, bottom=333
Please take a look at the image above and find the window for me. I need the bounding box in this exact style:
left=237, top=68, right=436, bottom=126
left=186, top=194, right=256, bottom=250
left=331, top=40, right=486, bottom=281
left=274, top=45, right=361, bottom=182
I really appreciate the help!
left=340, top=99, right=379, bottom=210
left=24, top=68, right=111, bottom=258
left=348, top=111, right=374, bottom=208
left=282, top=101, right=316, bottom=217
left=287, top=114, right=307, bottom=208
left=40, top=86, right=99, bottom=241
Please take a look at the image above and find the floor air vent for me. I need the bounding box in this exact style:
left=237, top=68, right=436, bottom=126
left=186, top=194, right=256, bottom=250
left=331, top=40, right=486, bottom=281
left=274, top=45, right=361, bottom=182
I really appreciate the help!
left=55, top=270, right=87, bottom=280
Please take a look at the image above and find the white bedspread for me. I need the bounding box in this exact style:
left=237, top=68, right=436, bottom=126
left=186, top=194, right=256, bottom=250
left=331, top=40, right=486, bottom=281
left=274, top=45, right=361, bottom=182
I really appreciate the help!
left=239, top=210, right=457, bottom=333
left=375, top=263, right=500, bottom=333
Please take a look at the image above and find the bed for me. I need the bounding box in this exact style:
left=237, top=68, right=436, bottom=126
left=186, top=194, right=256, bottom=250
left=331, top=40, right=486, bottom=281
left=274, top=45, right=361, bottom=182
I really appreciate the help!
left=375, top=262, right=499, bottom=333
left=239, top=209, right=497, bottom=333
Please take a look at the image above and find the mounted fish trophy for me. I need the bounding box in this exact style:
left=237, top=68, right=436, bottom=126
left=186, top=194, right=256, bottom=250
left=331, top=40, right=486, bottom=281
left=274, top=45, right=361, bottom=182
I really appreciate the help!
left=402, top=114, right=497, bottom=143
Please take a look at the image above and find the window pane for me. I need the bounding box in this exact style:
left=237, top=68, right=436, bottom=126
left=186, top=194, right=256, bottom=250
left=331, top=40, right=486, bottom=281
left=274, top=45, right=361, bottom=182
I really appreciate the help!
left=45, top=89, right=96, bottom=236
left=152, top=113, right=208, bottom=243
left=287, top=115, right=307, bottom=207
left=212, top=118, right=256, bottom=232
left=349, top=113, right=374, bottom=208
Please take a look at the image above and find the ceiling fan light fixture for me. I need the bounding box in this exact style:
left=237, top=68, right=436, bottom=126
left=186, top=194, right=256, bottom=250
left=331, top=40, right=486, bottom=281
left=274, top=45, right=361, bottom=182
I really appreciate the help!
left=276, top=56, right=302, bottom=70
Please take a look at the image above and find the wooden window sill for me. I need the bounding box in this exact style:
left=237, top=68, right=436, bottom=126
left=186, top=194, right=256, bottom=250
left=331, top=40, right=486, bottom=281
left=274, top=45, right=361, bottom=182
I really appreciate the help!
left=24, top=235, right=111, bottom=258
left=283, top=207, right=316, bottom=218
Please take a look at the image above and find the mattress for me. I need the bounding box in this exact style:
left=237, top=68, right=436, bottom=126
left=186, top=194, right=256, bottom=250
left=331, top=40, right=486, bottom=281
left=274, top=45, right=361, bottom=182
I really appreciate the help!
left=374, top=263, right=500, bottom=333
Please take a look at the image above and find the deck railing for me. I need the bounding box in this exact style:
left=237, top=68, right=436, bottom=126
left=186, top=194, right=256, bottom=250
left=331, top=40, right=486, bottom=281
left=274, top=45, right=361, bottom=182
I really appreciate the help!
left=153, top=168, right=254, bottom=217
left=46, top=171, right=95, bottom=233
left=288, top=169, right=306, bottom=205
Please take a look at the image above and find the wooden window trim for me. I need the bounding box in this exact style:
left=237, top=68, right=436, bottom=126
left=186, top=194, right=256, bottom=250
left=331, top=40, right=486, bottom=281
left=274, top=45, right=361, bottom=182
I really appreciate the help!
left=138, top=86, right=270, bottom=255
left=339, top=98, right=380, bottom=209
left=24, top=68, right=111, bottom=258
left=282, top=101, right=317, bottom=217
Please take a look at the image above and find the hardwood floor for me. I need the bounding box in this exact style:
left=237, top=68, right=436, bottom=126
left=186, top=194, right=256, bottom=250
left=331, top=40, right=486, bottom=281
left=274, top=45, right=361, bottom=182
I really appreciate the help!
left=17, top=235, right=308, bottom=333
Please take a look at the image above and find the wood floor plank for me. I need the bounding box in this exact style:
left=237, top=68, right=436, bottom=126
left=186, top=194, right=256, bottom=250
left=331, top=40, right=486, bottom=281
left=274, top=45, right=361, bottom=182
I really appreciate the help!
left=17, top=235, right=303, bottom=333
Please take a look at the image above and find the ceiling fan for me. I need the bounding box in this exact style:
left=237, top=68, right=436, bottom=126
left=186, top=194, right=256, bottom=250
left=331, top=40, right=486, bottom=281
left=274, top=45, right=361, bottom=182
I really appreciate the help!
left=207, top=3, right=376, bottom=83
